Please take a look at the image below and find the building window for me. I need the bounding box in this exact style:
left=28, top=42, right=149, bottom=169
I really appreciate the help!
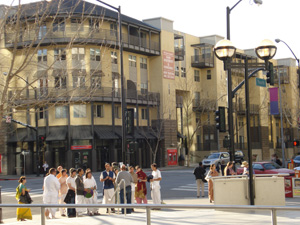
left=181, top=67, right=186, bottom=77
left=94, top=105, right=104, bottom=118
left=74, top=105, right=86, bottom=118
left=194, top=91, right=200, bottom=100
left=114, top=106, right=120, bottom=119
left=141, top=108, right=148, bottom=120
left=140, top=57, right=147, bottom=69
left=129, top=55, right=137, bottom=67
left=90, top=48, right=100, bottom=61
left=53, top=19, right=65, bottom=32
left=194, top=70, right=200, bottom=82
left=38, top=49, right=47, bottom=62
left=54, top=76, right=66, bottom=89
left=55, top=106, right=68, bottom=118
left=71, top=18, right=83, bottom=31
left=175, top=66, right=179, bottom=76
left=207, top=70, right=211, bottom=80
left=39, top=107, right=44, bottom=119
left=72, top=48, right=85, bottom=61
left=111, top=51, right=117, bottom=64
left=38, top=24, right=47, bottom=39
left=54, top=48, right=66, bottom=61
left=141, top=83, right=148, bottom=94
left=110, top=23, right=117, bottom=36
left=91, top=76, right=101, bottom=89
left=89, top=19, right=100, bottom=30
left=73, top=76, right=85, bottom=88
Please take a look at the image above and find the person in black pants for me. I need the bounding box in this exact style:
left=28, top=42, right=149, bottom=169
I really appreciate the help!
left=193, top=162, right=206, bottom=198
left=116, top=165, right=133, bottom=214
left=66, top=168, right=77, bottom=217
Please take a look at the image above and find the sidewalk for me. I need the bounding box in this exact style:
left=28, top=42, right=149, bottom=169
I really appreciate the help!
left=2, top=197, right=300, bottom=225
left=0, top=164, right=197, bottom=180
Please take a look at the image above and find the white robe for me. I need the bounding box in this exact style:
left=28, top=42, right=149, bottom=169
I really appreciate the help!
left=43, top=174, right=60, bottom=218
left=84, top=178, right=98, bottom=213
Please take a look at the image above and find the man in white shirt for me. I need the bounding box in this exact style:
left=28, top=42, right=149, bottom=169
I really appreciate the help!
left=66, top=168, right=77, bottom=217
left=150, top=163, right=162, bottom=208
left=43, top=168, right=60, bottom=219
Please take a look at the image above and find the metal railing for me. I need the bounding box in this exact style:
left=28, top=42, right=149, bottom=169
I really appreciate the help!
left=1, top=203, right=300, bottom=225
left=5, top=27, right=160, bottom=52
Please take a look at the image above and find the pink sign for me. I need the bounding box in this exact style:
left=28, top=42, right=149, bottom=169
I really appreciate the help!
left=163, top=50, right=175, bottom=79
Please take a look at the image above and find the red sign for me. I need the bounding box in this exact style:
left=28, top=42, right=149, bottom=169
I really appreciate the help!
left=71, top=145, right=92, bottom=150
left=285, top=177, right=293, bottom=198
left=163, top=50, right=175, bottom=80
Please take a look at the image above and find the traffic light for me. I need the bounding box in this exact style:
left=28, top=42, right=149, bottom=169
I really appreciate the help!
left=293, top=140, right=300, bottom=147
left=215, top=106, right=226, bottom=132
left=266, top=62, right=274, bottom=85
left=39, top=135, right=46, bottom=148
left=127, top=141, right=139, bottom=153
left=125, top=108, right=134, bottom=135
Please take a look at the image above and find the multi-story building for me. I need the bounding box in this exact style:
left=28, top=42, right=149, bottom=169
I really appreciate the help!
left=0, top=0, right=299, bottom=175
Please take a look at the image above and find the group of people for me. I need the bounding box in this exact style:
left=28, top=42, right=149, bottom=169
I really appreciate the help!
left=193, top=160, right=251, bottom=203
left=16, top=162, right=162, bottom=221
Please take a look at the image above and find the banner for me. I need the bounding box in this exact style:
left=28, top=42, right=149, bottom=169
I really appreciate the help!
left=269, top=87, right=279, bottom=115
left=163, top=50, right=175, bottom=79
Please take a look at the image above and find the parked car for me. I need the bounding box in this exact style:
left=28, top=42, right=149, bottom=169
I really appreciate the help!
left=237, top=161, right=295, bottom=176
left=288, top=155, right=300, bottom=167
left=202, top=152, right=230, bottom=169
left=234, top=151, right=244, bottom=164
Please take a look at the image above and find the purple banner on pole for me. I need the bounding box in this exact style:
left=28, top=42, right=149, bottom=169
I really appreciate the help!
left=269, top=87, right=278, bottom=102
left=270, top=101, right=279, bottom=115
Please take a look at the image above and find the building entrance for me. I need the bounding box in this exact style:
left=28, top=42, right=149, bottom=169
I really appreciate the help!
left=73, top=151, right=91, bottom=170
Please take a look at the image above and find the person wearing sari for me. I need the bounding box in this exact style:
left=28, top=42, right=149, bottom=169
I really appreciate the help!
left=58, top=169, right=68, bottom=216
left=207, top=164, right=219, bottom=203
left=135, top=166, right=147, bottom=204
left=16, top=176, right=32, bottom=221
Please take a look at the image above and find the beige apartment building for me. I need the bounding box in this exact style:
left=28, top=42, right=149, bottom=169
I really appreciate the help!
left=0, top=0, right=299, bottom=175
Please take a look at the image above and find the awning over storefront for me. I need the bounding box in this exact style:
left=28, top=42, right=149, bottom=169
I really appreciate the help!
left=46, top=126, right=67, bottom=141
left=24, top=127, right=46, bottom=142
left=114, top=127, right=146, bottom=139
left=138, top=128, right=157, bottom=140
left=94, top=126, right=119, bottom=140
left=72, top=126, right=93, bottom=140
left=7, top=128, right=27, bottom=143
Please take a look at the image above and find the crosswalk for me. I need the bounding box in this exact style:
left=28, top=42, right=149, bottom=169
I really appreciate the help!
left=170, top=183, right=208, bottom=192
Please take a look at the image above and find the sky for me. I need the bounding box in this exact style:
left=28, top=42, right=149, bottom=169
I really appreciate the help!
left=9, top=0, right=300, bottom=63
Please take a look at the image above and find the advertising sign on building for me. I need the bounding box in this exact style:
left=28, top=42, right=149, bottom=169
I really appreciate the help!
left=163, top=50, right=175, bottom=79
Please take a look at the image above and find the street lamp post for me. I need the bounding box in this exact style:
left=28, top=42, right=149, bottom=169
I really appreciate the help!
left=226, top=0, right=263, bottom=163
left=95, top=0, right=126, bottom=163
left=275, top=39, right=300, bottom=166
left=215, top=39, right=277, bottom=205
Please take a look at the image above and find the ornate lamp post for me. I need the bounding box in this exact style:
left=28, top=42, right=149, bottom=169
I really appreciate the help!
left=214, top=39, right=277, bottom=205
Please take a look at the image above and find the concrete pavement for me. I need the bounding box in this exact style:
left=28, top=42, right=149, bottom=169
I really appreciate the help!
left=2, top=197, right=300, bottom=225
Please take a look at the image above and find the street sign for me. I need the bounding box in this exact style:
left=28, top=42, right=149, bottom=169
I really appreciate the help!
left=6, top=116, right=11, bottom=123
left=256, top=78, right=266, bottom=87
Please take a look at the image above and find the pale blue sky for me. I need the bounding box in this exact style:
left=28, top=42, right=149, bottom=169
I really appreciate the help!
left=10, top=0, right=300, bottom=62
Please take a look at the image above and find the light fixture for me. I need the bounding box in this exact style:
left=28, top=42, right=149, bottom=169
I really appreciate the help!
left=253, top=0, right=263, bottom=5
left=255, top=39, right=277, bottom=61
left=214, top=39, right=236, bottom=61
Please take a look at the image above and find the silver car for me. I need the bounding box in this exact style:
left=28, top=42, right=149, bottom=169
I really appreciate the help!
left=202, top=152, right=230, bottom=169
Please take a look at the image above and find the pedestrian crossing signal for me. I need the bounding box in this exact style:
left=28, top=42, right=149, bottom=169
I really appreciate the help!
left=293, top=140, right=299, bottom=147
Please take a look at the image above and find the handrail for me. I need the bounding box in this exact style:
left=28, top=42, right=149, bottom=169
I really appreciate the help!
left=1, top=203, right=300, bottom=225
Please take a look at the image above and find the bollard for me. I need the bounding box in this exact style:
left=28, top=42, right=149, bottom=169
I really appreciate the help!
left=0, top=186, right=2, bottom=224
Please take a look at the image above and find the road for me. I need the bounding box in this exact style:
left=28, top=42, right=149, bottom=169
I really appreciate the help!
left=1, top=169, right=207, bottom=220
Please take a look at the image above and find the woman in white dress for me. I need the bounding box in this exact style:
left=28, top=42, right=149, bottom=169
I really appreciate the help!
left=83, top=171, right=100, bottom=216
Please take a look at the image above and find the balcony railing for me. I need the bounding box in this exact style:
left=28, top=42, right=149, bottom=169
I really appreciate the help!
left=8, top=86, right=160, bottom=105
left=234, top=104, right=259, bottom=115
left=5, top=27, right=160, bottom=55
left=175, top=47, right=184, bottom=61
left=192, top=99, right=216, bottom=111
left=191, top=54, right=214, bottom=68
